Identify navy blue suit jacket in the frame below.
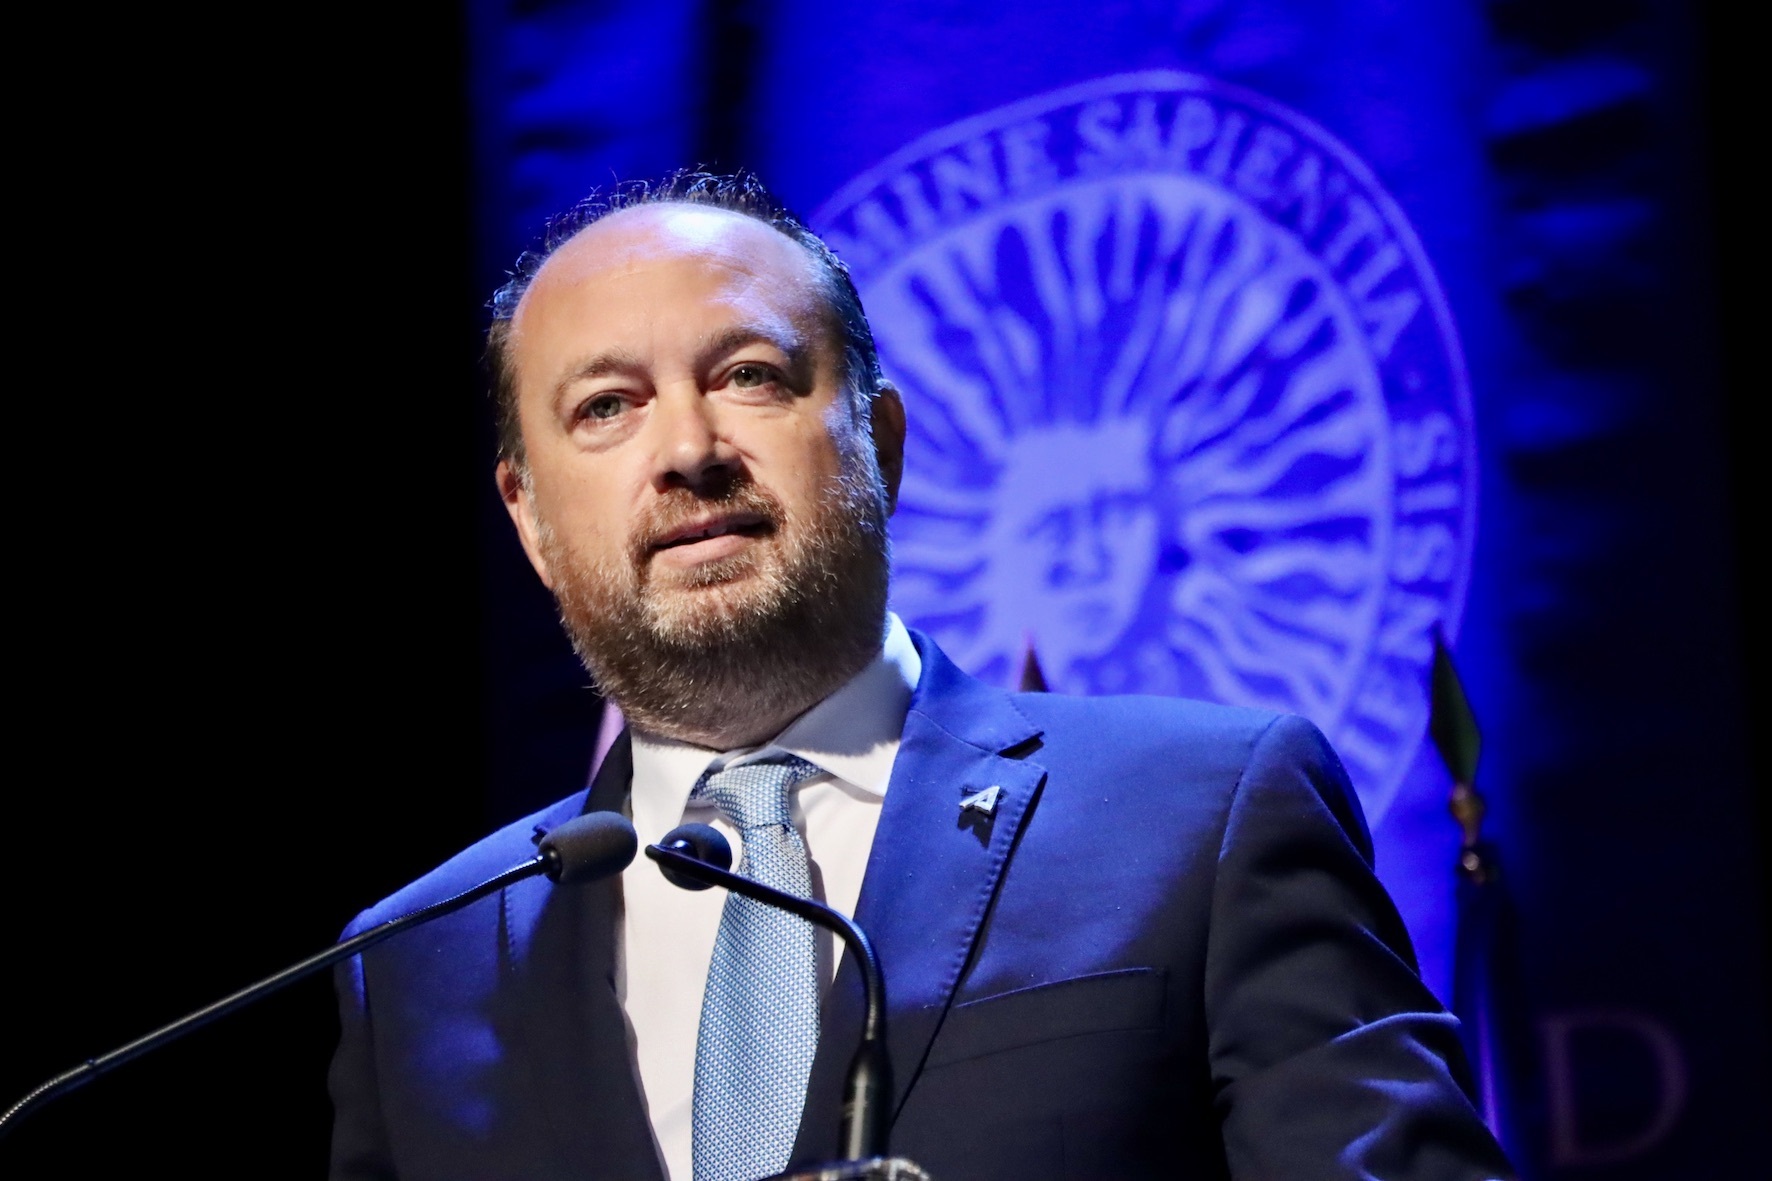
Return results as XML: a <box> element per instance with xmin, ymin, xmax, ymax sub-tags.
<box><xmin>330</xmin><ymin>634</ymin><xmax>1512</xmax><ymax>1179</ymax></box>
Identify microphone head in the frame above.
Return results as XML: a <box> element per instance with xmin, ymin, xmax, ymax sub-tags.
<box><xmin>539</xmin><ymin>812</ymin><xmax>638</xmax><ymax>884</ymax></box>
<box><xmin>655</xmin><ymin>823</ymin><xmax>733</xmax><ymax>891</ymax></box>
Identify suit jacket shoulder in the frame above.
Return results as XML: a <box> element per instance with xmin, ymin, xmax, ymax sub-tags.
<box><xmin>342</xmin><ymin>790</ymin><xmax>591</xmax><ymax>937</ymax></box>
<box><xmin>1012</xmin><ymin>690</ymin><xmax>1368</xmax><ymax>845</ymax></box>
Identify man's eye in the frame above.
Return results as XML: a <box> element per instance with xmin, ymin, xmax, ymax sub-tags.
<box><xmin>581</xmin><ymin>394</ymin><xmax>626</xmax><ymax>421</ymax></box>
<box><xmin>730</xmin><ymin>363</ymin><xmax>778</xmax><ymax>389</ymax></box>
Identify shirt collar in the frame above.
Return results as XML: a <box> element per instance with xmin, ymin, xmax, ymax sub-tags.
<box><xmin>628</xmin><ymin>613</ymin><xmax>921</xmax><ymax>847</ymax></box>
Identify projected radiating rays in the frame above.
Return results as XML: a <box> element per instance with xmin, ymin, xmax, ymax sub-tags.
<box><xmin>873</xmin><ymin>175</ymin><xmax>1390</xmax><ymax>723</ymax></box>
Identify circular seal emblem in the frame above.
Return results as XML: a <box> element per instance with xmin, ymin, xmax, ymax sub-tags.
<box><xmin>814</xmin><ymin>71</ymin><xmax>1475</xmax><ymax>825</ymax></box>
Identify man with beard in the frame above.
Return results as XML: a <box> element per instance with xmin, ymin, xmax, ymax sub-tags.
<box><xmin>327</xmin><ymin>174</ymin><xmax>1512</xmax><ymax>1181</ymax></box>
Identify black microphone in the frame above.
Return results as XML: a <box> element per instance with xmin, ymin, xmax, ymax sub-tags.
<box><xmin>647</xmin><ymin>824</ymin><xmax>892</xmax><ymax>1164</ymax></box>
<box><xmin>0</xmin><ymin>810</ymin><xmax>638</xmax><ymax>1138</ymax></box>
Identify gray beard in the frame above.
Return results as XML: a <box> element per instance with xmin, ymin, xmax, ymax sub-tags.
<box><xmin>536</xmin><ymin>450</ymin><xmax>891</xmax><ymax>747</ymax></box>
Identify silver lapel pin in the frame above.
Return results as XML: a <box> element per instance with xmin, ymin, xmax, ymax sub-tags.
<box><xmin>960</xmin><ymin>785</ymin><xmax>1003</xmax><ymax>817</ymax></box>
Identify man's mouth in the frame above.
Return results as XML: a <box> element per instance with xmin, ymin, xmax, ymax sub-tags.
<box><xmin>648</xmin><ymin>512</ymin><xmax>773</xmax><ymax>555</ymax></box>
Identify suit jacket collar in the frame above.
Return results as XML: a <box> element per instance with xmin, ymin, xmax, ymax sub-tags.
<box><xmin>790</xmin><ymin>631</ymin><xmax>1047</xmax><ymax>1165</ymax></box>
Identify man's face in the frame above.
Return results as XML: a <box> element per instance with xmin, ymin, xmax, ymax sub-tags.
<box><xmin>497</xmin><ymin>204</ymin><xmax>904</xmax><ymax>745</ymax></box>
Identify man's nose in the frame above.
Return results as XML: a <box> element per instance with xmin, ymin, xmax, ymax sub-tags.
<box><xmin>648</xmin><ymin>388</ymin><xmax>739</xmax><ymax>493</ymax></box>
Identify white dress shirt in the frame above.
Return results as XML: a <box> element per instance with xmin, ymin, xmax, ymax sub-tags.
<box><xmin>617</xmin><ymin>614</ymin><xmax>923</xmax><ymax>1181</ymax></box>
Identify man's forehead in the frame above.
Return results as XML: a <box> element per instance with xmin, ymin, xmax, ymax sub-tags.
<box><xmin>527</xmin><ymin>203</ymin><xmax>822</xmax><ymax>300</ymax></box>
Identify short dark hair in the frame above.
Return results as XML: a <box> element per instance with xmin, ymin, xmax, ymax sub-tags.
<box><xmin>487</xmin><ymin>170</ymin><xmax>885</xmax><ymax>467</ymax></box>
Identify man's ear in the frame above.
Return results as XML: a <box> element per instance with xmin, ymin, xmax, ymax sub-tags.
<box><xmin>871</xmin><ymin>383</ymin><xmax>907</xmax><ymax>514</ymax></box>
<box><xmin>496</xmin><ymin>458</ymin><xmax>555</xmax><ymax>590</ymax></box>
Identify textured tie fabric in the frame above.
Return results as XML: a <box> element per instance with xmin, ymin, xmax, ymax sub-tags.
<box><xmin>692</xmin><ymin>755</ymin><xmax>823</xmax><ymax>1181</ymax></box>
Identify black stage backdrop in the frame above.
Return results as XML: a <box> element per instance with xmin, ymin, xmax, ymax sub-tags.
<box><xmin>1</xmin><ymin>9</ymin><xmax>489</xmax><ymax>1178</ymax></box>
<box><xmin>1</xmin><ymin>4</ymin><xmax>1764</xmax><ymax>1180</ymax></box>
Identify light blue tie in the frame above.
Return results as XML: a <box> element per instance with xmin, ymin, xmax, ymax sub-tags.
<box><xmin>692</xmin><ymin>756</ymin><xmax>822</xmax><ymax>1181</ymax></box>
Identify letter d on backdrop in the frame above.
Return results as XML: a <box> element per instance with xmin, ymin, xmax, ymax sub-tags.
<box><xmin>1541</xmin><ymin>1009</ymin><xmax>1688</xmax><ymax>1168</ymax></box>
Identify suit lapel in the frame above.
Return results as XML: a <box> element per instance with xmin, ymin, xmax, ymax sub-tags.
<box><xmin>791</xmin><ymin>637</ymin><xmax>1046</xmax><ymax>1164</ymax></box>
<box><xmin>510</xmin><ymin>731</ymin><xmax>665</xmax><ymax>1180</ymax></box>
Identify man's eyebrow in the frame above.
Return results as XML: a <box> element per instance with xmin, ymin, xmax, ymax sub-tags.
<box><xmin>698</xmin><ymin>325</ymin><xmax>811</xmax><ymax>373</ymax></box>
<box><xmin>551</xmin><ymin>349</ymin><xmax>648</xmax><ymax>404</ymax></box>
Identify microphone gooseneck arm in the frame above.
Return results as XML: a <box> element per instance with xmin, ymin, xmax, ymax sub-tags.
<box><xmin>0</xmin><ymin>858</ymin><xmax>543</xmax><ymax>1138</ymax></box>
<box><xmin>646</xmin><ymin>834</ymin><xmax>892</xmax><ymax>1162</ymax></box>
<box><xmin>0</xmin><ymin>811</ymin><xmax>638</xmax><ymax>1139</ymax></box>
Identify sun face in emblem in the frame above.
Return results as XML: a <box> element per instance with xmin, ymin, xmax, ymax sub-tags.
<box><xmin>989</xmin><ymin>420</ymin><xmax>1162</xmax><ymax>677</ymax></box>
<box><xmin>818</xmin><ymin>73</ymin><xmax>1475</xmax><ymax>824</ymax></box>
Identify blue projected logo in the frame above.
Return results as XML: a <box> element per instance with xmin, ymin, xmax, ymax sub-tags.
<box><xmin>815</xmin><ymin>73</ymin><xmax>1475</xmax><ymax>823</ymax></box>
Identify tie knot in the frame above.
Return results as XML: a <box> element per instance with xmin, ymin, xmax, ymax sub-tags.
<box><xmin>694</xmin><ymin>755</ymin><xmax>819</xmax><ymax>832</ymax></box>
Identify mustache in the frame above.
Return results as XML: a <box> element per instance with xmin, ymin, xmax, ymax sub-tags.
<box><xmin>627</xmin><ymin>479</ymin><xmax>785</xmax><ymax>562</ymax></box>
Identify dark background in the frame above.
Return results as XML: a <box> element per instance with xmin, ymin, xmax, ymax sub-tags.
<box><xmin>3</xmin><ymin>8</ymin><xmax>493</xmax><ymax>1175</ymax></box>
<box><xmin>2</xmin><ymin>3</ymin><xmax>1762</xmax><ymax>1177</ymax></box>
